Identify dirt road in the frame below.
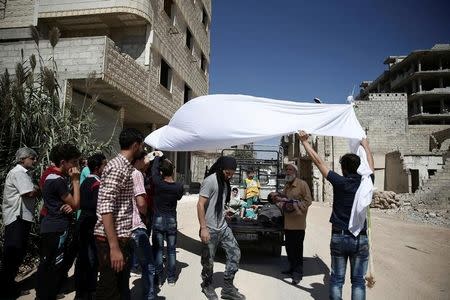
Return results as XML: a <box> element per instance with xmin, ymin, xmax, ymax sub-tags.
<box><xmin>18</xmin><ymin>195</ymin><xmax>450</xmax><ymax>299</ymax></box>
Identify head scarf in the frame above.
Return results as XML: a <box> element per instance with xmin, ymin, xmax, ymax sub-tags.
<box><xmin>206</xmin><ymin>156</ymin><xmax>237</xmax><ymax>218</ymax></box>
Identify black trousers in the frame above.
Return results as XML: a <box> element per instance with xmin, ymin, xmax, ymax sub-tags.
<box><xmin>96</xmin><ymin>239</ymin><xmax>131</xmax><ymax>300</ymax></box>
<box><xmin>0</xmin><ymin>218</ymin><xmax>32</xmax><ymax>295</ymax></box>
<box><xmin>284</xmin><ymin>229</ymin><xmax>305</xmax><ymax>280</ymax></box>
<box><xmin>74</xmin><ymin>217</ymin><xmax>98</xmax><ymax>298</ymax></box>
<box><xmin>36</xmin><ymin>231</ymin><xmax>67</xmax><ymax>300</ymax></box>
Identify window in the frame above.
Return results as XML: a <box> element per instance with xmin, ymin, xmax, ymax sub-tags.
<box><xmin>201</xmin><ymin>7</ymin><xmax>208</xmax><ymax>27</ymax></box>
<box><xmin>0</xmin><ymin>0</ymin><xmax>6</xmax><ymax>19</ymax></box>
<box><xmin>201</xmin><ymin>53</ymin><xmax>207</xmax><ymax>73</ymax></box>
<box><xmin>164</xmin><ymin>0</ymin><xmax>173</xmax><ymax>19</ymax></box>
<box><xmin>160</xmin><ymin>59</ymin><xmax>172</xmax><ymax>91</ymax></box>
<box><xmin>184</xmin><ymin>83</ymin><xmax>192</xmax><ymax>103</ymax></box>
<box><xmin>186</xmin><ymin>27</ymin><xmax>193</xmax><ymax>50</ymax></box>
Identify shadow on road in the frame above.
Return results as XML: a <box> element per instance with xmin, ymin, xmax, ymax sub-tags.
<box><xmin>177</xmin><ymin>230</ymin><xmax>330</xmax><ymax>299</ymax></box>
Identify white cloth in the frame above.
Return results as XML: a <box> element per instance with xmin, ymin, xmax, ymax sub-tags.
<box><xmin>145</xmin><ymin>94</ymin><xmax>366</xmax><ymax>151</ymax></box>
<box><xmin>145</xmin><ymin>94</ymin><xmax>373</xmax><ymax>234</ymax></box>
<box><xmin>2</xmin><ymin>164</ymin><xmax>36</xmax><ymax>225</ymax></box>
<box><xmin>348</xmin><ymin>140</ymin><xmax>374</xmax><ymax>236</ymax></box>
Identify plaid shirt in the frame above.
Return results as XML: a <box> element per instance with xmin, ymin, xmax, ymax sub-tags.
<box><xmin>94</xmin><ymin>154</ymin><xmax>134</xmax><ymax>238</ymax></box>
<box><xmin>131</xmin><ymin>169</ymin><xmax>147</xmax><ymax>231</ymax></box>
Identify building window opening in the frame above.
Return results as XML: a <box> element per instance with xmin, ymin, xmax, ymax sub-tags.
<box><xmin>184</xmin><ymin>83</ymin><xmax>192</xmax><ymax>103</ymax></box>
<box><xmin>202</xmin><ymin>7</ymin><xmax>208</xmax><ymax>28</ymax></box>
<box><xmin>186</xmin><ymin>28</ymin><xmax>193</xmax><ymax>50</ymax></box>
<box><xmin>410</xmin><ymin>169</ymin><xmax>419</xmax><ymax>193</ymax></box>
<box><xmin>160</xmin><ymin>58</ymin><xmax>172</xmax><ymax>91</ymax></box>
<box><xmin>421</xmin><ymin>78</ymin><xmax>440</xmax><ymax>92</ymax></box>
<box><xmin>427</xmin><ymin>169</ymin><xmax>437</xmax><ymax>178</ymax></box>
<box><xmin>201</xmin><ymin>53</ymin><xmax>207</xmax><ymax>73</ymax></box>
<box><xmin>423</xmin><ymin>100</ymin><xmax>441</xmax><ymax>115</ymax></box>
<box><xmin>164</xmin><ymin>0</ymin><xmax>173</xmax><ymax>19</ymax></box>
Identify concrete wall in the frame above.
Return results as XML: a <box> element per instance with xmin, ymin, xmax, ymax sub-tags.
<box><xmin>0</xmin><ymin>0</ymin><xmax>37</xmax><ymax>28</ymax></box>
<box><xmin>190</xmin><ymin>151</ymin><xmax>220</xmax><ymax>183</ymax></box>
<box><xmin>72</xmin><ymin>89</ymin><xmax>122</xmax><ymax>155</ymax></box>
<box><xmin>385</xmin><ymin>151</ymin><xmax>409</xmax><ymax>193</ymax></box>
<box><xmin>402</xmin><ymin>155</ymin><xmax>444</xmax><ymax>187</ymax></box>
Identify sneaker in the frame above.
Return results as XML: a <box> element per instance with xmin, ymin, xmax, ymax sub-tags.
<box><xmin>291</xmin><ymin>278</ymin><xmax>301</xmax><ymax>285</ymax></box>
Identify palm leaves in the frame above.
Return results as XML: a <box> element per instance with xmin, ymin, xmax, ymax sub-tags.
<box><xmin>0</xmin><ymin>26</ymin><xmax>115</xmax><ymax>197</ymax></box>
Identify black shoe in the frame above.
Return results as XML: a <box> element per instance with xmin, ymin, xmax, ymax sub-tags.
<box><xmin>291</xmin><ymin>277</ymin><xmax>302</xmax><ymax>285</ymax></box>
<box><xmin>201</xmin><ymin>282</ymin><xmax>218</xmax><ymax>300</ymax></box>
<box><xmin>281</xmin><ymin>269</ymin><xmax>293</xmax><ymax>275</ymax></box>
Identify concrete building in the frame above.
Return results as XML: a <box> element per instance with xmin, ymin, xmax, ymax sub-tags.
<box><xmin>358</xmin><ymin>44</ymin><xmax>450</xmax><ymax>125</ymax></box>
<box><xmin>0</xmin><ymin>0</ymin><xmax>211</xmax><ymax>182</ymax></box>
<box><xmin>286</xmin><ymin>45</ymin><xmax>450</xmax><ymax>209</ymax></box>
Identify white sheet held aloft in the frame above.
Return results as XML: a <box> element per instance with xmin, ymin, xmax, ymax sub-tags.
<box><xmin>145</xmin><ymin>94</ymin><xmax>365</xmax><ymax>151</ymax></box>
<box><xmin>145</xmin><ymin>94</ymin><xmax>373</xmax><ymax>236</ymax></box>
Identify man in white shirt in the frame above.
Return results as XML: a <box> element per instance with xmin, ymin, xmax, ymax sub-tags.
<box><xmin>1</xmin><ymin>147</ymin><xmax>39</xmax><ymax>297</ymax></box>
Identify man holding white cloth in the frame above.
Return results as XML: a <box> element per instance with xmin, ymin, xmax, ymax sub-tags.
<box><xmin>298</xmin><ymin>131</ymin><xmax>374</xmax><ymax>300</ymax></box>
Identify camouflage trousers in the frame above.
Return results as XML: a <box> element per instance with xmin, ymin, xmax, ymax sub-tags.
<box><xmin>201</xmin><ymin>226</ymin><xmax>241</xmax><ymax>282</ymax></box>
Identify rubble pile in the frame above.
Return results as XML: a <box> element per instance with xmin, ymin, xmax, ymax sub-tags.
<box><xmin>370</xmin><ymin>191</ymin><xmax>401</xmax><ymax>209</ymax></box>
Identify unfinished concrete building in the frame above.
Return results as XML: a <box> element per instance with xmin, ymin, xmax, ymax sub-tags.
<box><xmin>358</xmin><ymin>44</ymin><xmax>450</xmax><ymax>125</ymax></box>
<box><xmin>0</xmin><ymin>0</ymin><xmax>211</xmax><ymax>183</ymax></box>
<box><xmin>287</xmin><ymin>45</ymin><xmax>450</xmax><ymax>209</ymax></box>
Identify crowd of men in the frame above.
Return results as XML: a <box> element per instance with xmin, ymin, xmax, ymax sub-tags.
<box><xmin>1</xmin><ymin>128</ymin><xmax>374</xmax><ymax>300</ymax></box>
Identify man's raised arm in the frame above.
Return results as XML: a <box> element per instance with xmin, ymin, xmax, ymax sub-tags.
<box><xmin>298</xmin><ymin>130</ymin><xmax>330</xmax><ymax>178</ymax></box>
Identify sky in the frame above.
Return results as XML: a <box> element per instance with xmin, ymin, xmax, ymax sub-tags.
<box><xmin>209</xmin><ymin>0</ymin><xmax>450</xmax><ymax>104</ymax></box>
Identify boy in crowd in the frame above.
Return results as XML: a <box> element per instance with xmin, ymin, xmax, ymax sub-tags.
<box><xmin>74</xmin><ymin>153</ymin><xmax>107</xmax><ymax>300</ymax></box>
<box><xmin>36</xmin><ymin>144</ymin><xmax>81</xmax><ymax>300</ymax></box>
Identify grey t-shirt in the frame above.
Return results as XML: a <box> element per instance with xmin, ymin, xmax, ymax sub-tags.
<box><xmin>2</xmin><ymin>164</ymin><xmax>36</xmax><ymax>226</ymax></box>
<box><xmin>199</xmin><ymin>174</ymin><xmax>228</xmax><ymax>232</ymax></box>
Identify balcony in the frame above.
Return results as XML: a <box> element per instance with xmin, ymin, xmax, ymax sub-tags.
<box><xmin>38</xmin><ymin>0</ymin><xmax>154</xmax><ymax>29</ymax></box>
<box><xmin>0</xmin><ymin>36</ymin><xmax>177</xmax><ymax>124</ymax></box>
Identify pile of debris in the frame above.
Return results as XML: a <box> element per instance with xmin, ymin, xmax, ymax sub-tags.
<box><xmin>371</xmin><ymin>191</ymin><xmax>401</xmax><ymax>209</ymax></box>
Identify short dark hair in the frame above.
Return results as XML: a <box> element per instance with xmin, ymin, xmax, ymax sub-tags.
<box><xmin>339</xmin><ymin>153</ymin><xmax>361</xmax><ymax>175</ymax></box>
<box><xmin>50</xmin><ymin>144</ymin><xmax>81</xmax><ymax>167</ymax></box>
<box><xmin>160</xmin><ymin>159</ymin><xmax>174</xmax><ymax>177</ymax></box>
<box><xmin>132</xmin><ymin>150</ymin><xmax>148</xmax><ymax>165</ymax></box>
<box><xmin>87</xmin><ymin>153</ymin><xmax>106</xmax><ymax>172</ymax></box>
<box><xmin>119</xmin><ymin>128</ymin><xmax>144</xmax><ymax>150</ymax></box>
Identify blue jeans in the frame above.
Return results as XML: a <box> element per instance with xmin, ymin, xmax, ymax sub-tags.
<box><xmin>329</xmin><ymin>233</ymin><xmax>369</xmax><ymax>300</ymax></box>
<box><xmin>131</xmin><ymin>228</ymin><xmax>156</xmax><ymax>300</ymax></box>
<box><xmin>153</xmin><ymin>214</ymin><xmax>177</xmax><ymax>282</ymax></box>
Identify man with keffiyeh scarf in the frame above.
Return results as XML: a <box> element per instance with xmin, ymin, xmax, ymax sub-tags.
<box><xmin>197</xmin><ymin>156</ymin><xmax>245</xmax><ymax>300</ymax></box>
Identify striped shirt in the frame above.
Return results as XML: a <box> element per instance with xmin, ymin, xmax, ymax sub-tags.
<box><xmin>131</xmin><ymin>169</ymin><xmax>147</xmax><ymax>231</ymax></box>
<box><xmin>94</xmin><ymin>154</ymin><xmax>134</xmax><ymax>238</ymax></box>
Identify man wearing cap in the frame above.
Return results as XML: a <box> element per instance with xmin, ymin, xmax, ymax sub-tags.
<box><xmin>1</xmin><ymin>147</ymin><xmax>39</xmax><ymax>297</ymax></box>
<box><xmin>281</xmin><ymin>163</ymin><xmax>313</xmax><ymax>285</ymax></box>
<box><xmin>197</xmin><ymin>156</ymin><xmax>246</xmax><ymax>300</ymax></box>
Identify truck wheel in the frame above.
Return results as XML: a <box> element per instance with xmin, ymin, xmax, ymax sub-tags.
<box><xmin>271</xmin><ymin>242</ymin><xmax>282</xmax><ymax>257</ymax></box>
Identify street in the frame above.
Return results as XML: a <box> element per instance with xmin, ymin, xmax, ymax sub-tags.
<box><xmin>18</xmin><ymin>195</ymin><xmax>450</xmax><ymax>300</ymax></box>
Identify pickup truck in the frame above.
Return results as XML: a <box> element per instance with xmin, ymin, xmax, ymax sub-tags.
<box><xmin>215</xmin><ymin>147</ymin><xmax>285</xmax><ymax>256</ymax></box>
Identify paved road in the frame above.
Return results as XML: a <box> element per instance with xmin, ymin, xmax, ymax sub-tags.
<box><xmin>18</xmin><ymin>195</ymin><xmax>450</xmax><ymax>299</ymax></box>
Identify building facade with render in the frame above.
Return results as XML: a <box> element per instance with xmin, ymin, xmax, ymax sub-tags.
<box><xmin>286</xmin><ymin>45</ymin><xmax>449</xmax><ymax>209</ymax></box>
<box><xmin>0</xmin><ymin>0</ymin><xmax>211</xmax><ymax>183</ymax></box>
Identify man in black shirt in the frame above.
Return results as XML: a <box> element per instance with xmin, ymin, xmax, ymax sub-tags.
<box><xmin>74</xmin><ymin>153</ymin><xmax>107</xmax><ymax>300</ymax></box>
<box><xmin>298</xmin><ymin>131</ymin><xmax>374</xmax><ymax>300</ymax></box>
<box><xmin>151</xmin><ymin>154</ymin><xmax>184</xmax><ymax>286</ymax></box>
